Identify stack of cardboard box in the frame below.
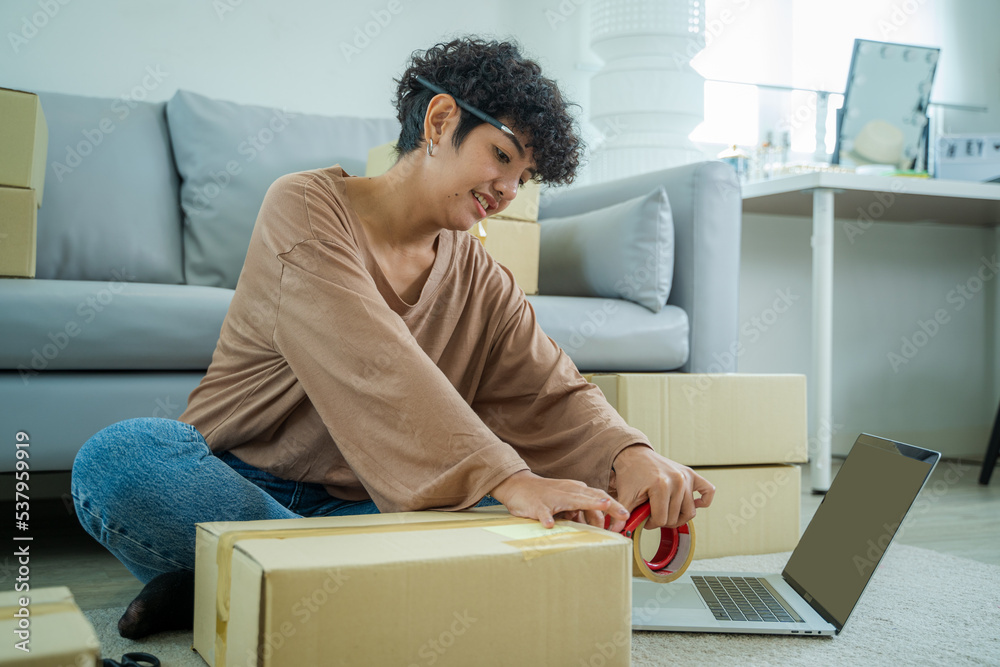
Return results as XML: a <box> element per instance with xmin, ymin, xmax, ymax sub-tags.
<box><xmin>366</xmin><ymin>140</ymin><xmax>541</xmax><ymax>294</ymax></box>
<box><xmin>587</xmin><ymin>372</ymin><xmax>809</xmax><ymax>559</ymax></box>
<box><xmin>0</xmin><ymin>88</ymin><xmax>47</xmax><ymax>279</ymax></box>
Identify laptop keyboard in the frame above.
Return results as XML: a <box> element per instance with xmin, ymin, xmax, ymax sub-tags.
<box><xmin>691</xmin><ymin>576</ymin><xmax>802</xmax><ymax>623</ymax></box>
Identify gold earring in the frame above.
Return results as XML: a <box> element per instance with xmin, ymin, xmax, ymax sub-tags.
<box><xmin>427</xmin><ymin>138</ymin><xmax>434</xmax><ymax>156</ymax></box>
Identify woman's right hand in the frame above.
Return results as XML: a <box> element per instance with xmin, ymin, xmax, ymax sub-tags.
<box><xmin>490</xmin><ymin>470</ymin><xmax>630</xmax><ymax>532</ymax></box>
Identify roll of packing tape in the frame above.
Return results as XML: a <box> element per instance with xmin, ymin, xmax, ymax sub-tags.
<box><xmin>606</xmin><ymin>501</ymin><xmax>696</xmax><ymax>584</ymax></box>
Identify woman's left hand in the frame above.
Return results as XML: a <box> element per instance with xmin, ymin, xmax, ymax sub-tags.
<box><xmin>610</xmin><ymin>444</ymin><xmax>716</xmax><ymax>530</ymax></box>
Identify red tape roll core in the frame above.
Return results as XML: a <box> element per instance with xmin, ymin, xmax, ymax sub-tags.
<box><xmin>605</xmin><ymin>501</ymin><xmax>696</xmax><ymax>583</ymax></box>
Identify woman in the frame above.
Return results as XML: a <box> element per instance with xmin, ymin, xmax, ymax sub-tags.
<box><xmin>71</xmin><ymin>37</ymin><xmax>715</xmax><ymax>639</ymax></box>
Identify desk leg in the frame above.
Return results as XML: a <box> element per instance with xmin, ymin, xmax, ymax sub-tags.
<box><xmin>811</xmin><ymin>189</ymin><xmax>835</xmax><ymax>493</ymax></box>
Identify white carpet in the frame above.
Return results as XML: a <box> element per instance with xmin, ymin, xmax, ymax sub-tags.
<box><xmin>85</xmin><ymin>543</ymin><xmax>1000</xmax><ymax>666</ymax></box>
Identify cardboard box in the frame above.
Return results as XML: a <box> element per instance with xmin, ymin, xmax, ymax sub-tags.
<box><xmin>366</xmin><ymin>139</ymin><xmax>541</xmax><ymax>222</ymax></box>
<box><xmin>195</xmin><ymin>510</ymin><xmax>631</xmax><ymax>667</ymax></box>
<box><xmin>0</xmin><ymin>186</ymin><xmax>38</xmax><ymax>278</ymax></box>
<box><xmin>365</xmin><ymin>139</ymin><xmax>398</xmax><ymax>177</ymax></box>
<box><xmin>587</xmin><ymin>373</ymin><xmax>808</xmax><ymax>467</ymax></box>
<box><xmin>470</xmin><ymin>217</ymin><xmax>540</xmax><ymax>295</ymax></box>
<box><xmin>0</xmin><ymin>88</ymin><xmax>48</xmax><ymax>207</ymax></box>
<box><xmin>486</xmin><ymin>178</ymin><xmax>540</xmax><ymax>224</ymax></box>
<box><xmin>0</xmin><ymin>586</ymin><xmax>101</xmax><ymax>666</ymax></box>
<box><xmin>668</xmin><ymin>464</ymin><xmax>801</xmax><ymax>558</ymax></box>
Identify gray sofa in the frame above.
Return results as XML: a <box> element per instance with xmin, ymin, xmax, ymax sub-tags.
<box><xmin>0</xmin><ymin>89</ymin><xmax>741</xmax><ymax>473</ymax></box>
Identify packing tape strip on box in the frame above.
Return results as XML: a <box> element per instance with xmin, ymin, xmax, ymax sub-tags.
<box><xmin>608</xmin><ymin>501</ymin><xmax>696</xmax><ymax>584</ymax></box>
<box><xmin>210</xmin><ymin>515</ymin><xmax>620</xmax><ymax>666</ymax></box>
<box><xmin>0</xmin><ymin>600</ymin><xmax>80</xmax><ymax>620</ymax></box>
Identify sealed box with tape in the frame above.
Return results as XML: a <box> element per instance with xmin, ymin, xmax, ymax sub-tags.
<box><xmin>0</xmin><ymin>87</ymin><xmax>48</xmax><ymax>208</ymax></box>
<box><xmin>0</xmin><ymin>186</ymin><xmax>37</xmax><ymax>278</ymax></box>
<box><xmin>0</xmin><ymin>585</ymin><xmax>101</xmax><ymax>666</ymax></box>
<box><xmin>194</xmin><ymin>510</ymin><xmax>632</xmax><ymax>667</ymax></box>
<box><xmin>586</xmin><ymin>373</ymin><xmax>808</xmax><ymax>467</ymax></box>
<box><xmin>686</xmin><ymin>464</ymin><xmax>801</xmax><ymax>559</ymax></box>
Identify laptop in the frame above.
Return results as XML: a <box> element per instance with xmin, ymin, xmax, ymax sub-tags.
<box><xmin>632</xmin><ymin>433</ymin><xmax>940</xmax><ymax>636</ymax></box>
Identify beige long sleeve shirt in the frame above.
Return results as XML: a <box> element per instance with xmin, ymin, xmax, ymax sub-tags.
<box><xmin>179</xmin><ymin>165</ymin><xmax>650</xmax><ymax>512</ymax></box>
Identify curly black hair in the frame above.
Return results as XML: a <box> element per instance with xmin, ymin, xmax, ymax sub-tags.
<box><xmin>393</xmin><ymin>37</ymin><xmax>583</xmax><ymax>186</ymax></box>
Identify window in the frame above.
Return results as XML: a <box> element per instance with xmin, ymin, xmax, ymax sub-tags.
<box><xmin>688</xmin><ymin>0</ymin><xmax>946</xmax><ymax>162</ymax></box>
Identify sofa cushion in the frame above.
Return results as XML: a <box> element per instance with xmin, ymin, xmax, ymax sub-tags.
<box><xmin>0</xmin><ymin>279</ymin><xmax>232</xmax><ymax>372</ymax></box>
<box><xmin>166</xmin><ymin>90</ymin><xmax>399</xmax><ymax>289</ymax></box>
<box><xmin>538</xmin><ymin>187</ymin><xmax>674</xmax><ymax>313</ymax></box>
<box><xmin>0</xmin><ymin>371</ymin><xmax>206</xmax><ymax>472</ymax></box>
<box><xmin>527</xmin><ymin>295</ymin><xmax>688</xmax><ymax>372</ymax></box>
<box><xmin>33</xmin><ymin>91</ymin><xmax>184</xmax><ymax>284</ymax></box>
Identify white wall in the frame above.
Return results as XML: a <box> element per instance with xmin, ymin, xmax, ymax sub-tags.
<box><xmin>726</xmin><ymin>0</ymin><xmax>1000</xmax><ymax>459</ymax></box>
<box><xmin>1</xmin><ymin>0</ymin><xmax>589</xmax><ymax>120</ymax></box>
<box><xmin>2</xmin><ymin>0</ymin><xmax>996</xmax><ymax>459</ymax></box>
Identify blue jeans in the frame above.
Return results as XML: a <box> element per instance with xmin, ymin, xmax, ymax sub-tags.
<box><xmin>71</xmin><ymin>417</ymin><xmax>500</xmax><ymax>584</ymax></box>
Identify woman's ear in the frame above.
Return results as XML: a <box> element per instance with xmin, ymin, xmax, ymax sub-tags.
<box><xmin>423</xmin><ymin>94</ymin><xmax>460</xmax><ymax>150</ymax></box>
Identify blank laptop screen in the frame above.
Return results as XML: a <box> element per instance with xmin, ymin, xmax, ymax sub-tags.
<box><xmin>782</xmin><ymin>437</ymin><xmax>936</xmax><ymax>629</ymax></box>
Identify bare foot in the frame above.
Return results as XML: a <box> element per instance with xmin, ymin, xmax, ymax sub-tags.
<box><xmin>118</xmin><ymin>570</ymin><xmax>196</xmax><ymax>639</ymax></box>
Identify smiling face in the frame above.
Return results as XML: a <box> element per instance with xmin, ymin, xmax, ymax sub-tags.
<box><xmin>419</xmin><ymin>97</ymin><xmax>537</xmax><ymax>232</ymax></box>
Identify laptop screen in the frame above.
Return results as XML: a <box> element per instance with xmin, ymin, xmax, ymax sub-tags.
<box><xmin>782</xmin><ymin>434</ymin><xmax>938</xmax><ymax>630</ymax></box>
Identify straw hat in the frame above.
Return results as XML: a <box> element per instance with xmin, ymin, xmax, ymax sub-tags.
<box><xmin>845</xmin><ymin>119</ymin><xmax>905</xmax><ymax>167</ymax></box>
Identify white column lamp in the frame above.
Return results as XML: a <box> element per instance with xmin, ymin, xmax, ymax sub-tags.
<box><xmin>587</xmin><ymin>0</ymin><xmax>707</xmax><ymax>183</ymax></box>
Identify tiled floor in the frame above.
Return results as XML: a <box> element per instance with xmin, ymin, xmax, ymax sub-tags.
<box><xmin>2</xmin><ymin>457</ymin><xmax>997</xmax><ymax>611</ymax></box>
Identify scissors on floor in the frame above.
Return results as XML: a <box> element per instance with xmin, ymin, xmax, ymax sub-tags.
<box><xmin>103</xmin><ymin>652</ymin><xmax>160</xmax><ymax>667</ymax></box>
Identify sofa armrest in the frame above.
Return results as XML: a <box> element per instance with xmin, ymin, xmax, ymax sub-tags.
<box><xmin>538</xmin><ymin>161</ymin><xmax>741</xmax><ymax>373</ymax></box>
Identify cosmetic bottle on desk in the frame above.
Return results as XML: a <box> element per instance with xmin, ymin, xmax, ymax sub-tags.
<box><xmin>717</xmin><ymin>145</ymin><xmax>750</xmax><ymax>183</ymax></box>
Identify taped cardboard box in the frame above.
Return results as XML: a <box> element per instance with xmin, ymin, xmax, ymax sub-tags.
<box><xmin>469</xmin><ymin>217</ymin><xmax>540</xmax><ymax>294</ymax></box>
<box><xmin>194</xmin><ymin>510</ymin><xmax>631</xmax><ymax>667</ymax></box>
<box><xmin>587</xmin><ymin>373</ymin><xmax>808</xmax><ymax>467</ymax></box>
<box><xmin>0</xmin><ymin>186</ymin><xmax>38</xmax><ymax>278</ymax></box>
<box><xmin>0</xmin><ymin>87</ymin><xmax>48</xmax><ymax>207</ymax></box>
<box><xmin>685</xmin><ymin>464</ymin><xmax>801</xmax><ymax>558</ymax></box>
<box><xmin>635</xmin><ymin>465</ymin><xmax>800</xmax><ymax>560</ymax></box>
<box><xmin>0</xmin><ymin>586</ymin><xmax>101</xmax><ymax>667</ymax></box>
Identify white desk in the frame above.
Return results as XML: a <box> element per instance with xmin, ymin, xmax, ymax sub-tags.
<box><xmin>742</xmin><ymin>173</ymin><xmax>1000</xmax><ymax>492</ymax></box>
